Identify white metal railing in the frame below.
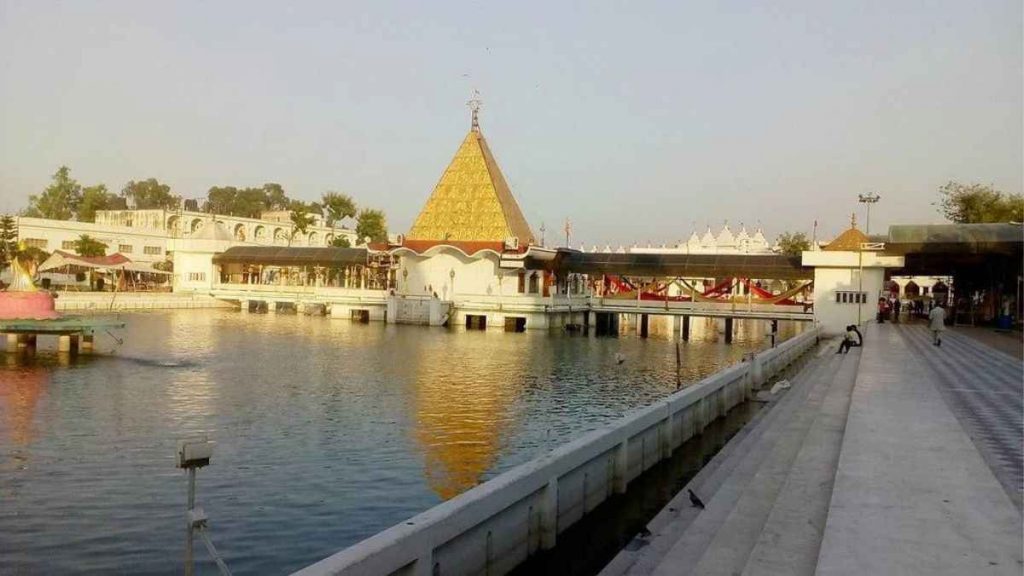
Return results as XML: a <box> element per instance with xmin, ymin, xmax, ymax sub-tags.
<box><xmin>293</xmin><ymin>328</ymin><xmax>819</xmax><ymax>576</ymax></box>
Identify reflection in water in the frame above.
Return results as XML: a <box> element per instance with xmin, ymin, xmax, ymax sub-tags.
<box><xmin>0</xmin><ymin>310</ymin><xmax>802</xmax><ymax>575</ymax></box>
<box><xmin>412</xmin><ymin>333</ymin><xmax>527</xmax><ymax>499</ymax></box>
<box><xmin>0</xmin><ymin>360</ymin><xmax>49</xmax><ymax>447</ymax></box>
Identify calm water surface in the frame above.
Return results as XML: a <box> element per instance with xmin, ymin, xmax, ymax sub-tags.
<box><xmin>0</xmin><ymin>310</ymin><xmax>799</xmax><ymax>574</ymax></box>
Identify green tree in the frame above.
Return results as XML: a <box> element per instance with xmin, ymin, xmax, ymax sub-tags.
<box><xmin>78</xmin><ymin>184</ymin><xmax>116</xmax><ymax>222</ymax></box>
<box><xmin>935</xmin><ymin>181</ymin><xmax>1024</xmax><ymax>223</ymax></box>
<box><xmin>24</xmin><ymin>166</ymin><xmax>81</xmax><ymax>220</ymax></box>
<box><xmin>330</xmin><ymin>236</ymin><xmax>352</xmax><ymax>248</ymax></box>
<box><xmin>73</xmin><ymin>234</ymin><xmax>107</xmax><ymax>257</ymax></box>
<box><xmin>234</xmin><ymin>187</ymin><xmax>269</xmax><ymax>218</ymax></box>
<box><xmin>0</xmin><ymin>214</ymin><xmax>17</xmax><ymax>267</ymax></box>
<box><xmin>776</xmin><ymin>231</ymin><xmax>811</xmax><ymax>256</ymax></box>
<box><xmin>355</xmin><ymin>208</ymin><xmax>388</xmax><ymax>244</ymax></box>
<box><xmin>288</xmin><ymin>202</ymin><xmax>315</xmax><ymax>245</ymax></box>
<box><xmin>18</xmin><ymin>246</ymin><xmax>49</xmax><ymax>266</ymax></box>
<box><xmin>263</xmin><ymin>183</ymin><xmax>290</xmax><ymax>210</ymax></box>
<box><xmin>322</xmin><ymin>191</ymin><xmax>357</xmax><ymax>227</ymax></box>
<box><xmin>122</xmin><ymin>178</ymin><xmax>179</xmax><ymax>210</ymax></box>
<box><xmin>205</xmin><ymin>186</ymin><xmax>238</xmax><ymax>214</ymax></box>
<box><xmin>204</xmin><ymin>183</ymin><xmax>291</xmax><ymax>217</ymax></box>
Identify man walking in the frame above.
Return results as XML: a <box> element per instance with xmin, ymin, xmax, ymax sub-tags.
<box><xmin>928</xmin><ymin>303</ymin><xmax>947</xmax><ymax>346</ymax></box>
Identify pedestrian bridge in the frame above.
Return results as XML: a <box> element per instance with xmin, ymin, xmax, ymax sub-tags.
<box><xmin>207</xmin><ymin>283</ymin><xmax>813</xmax><ymax>335</ymax></box>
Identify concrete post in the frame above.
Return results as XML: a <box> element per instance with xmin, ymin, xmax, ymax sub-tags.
<box><xmin>413</xmin><ymin>549</ymin><xmax>434</xmax><ymax>576</ymax></box>
<box><xmin>751</xmin><ymin>353</ymin><xmax>764</xmax><ymax>389</ymax></box>
<box><xmin>613</xmin><ymin>439</ymin><xmax>629</xmax><ymax>494</ymax></box>
<box><xmin>640</xmin><ymin>314</ymin><xmax>649</xmax><ymax>338</ymax></box>
<box><xmin>682</xmin><ymin>315</ymin><xmax>690</xmax><ymax>341</ymax></box>
<box><xmin>660</xmin><ymin>406</ymin><xmax>673</xmax><ymax>458</ymax></box>
<box><xmin>58</xmin><ymin>335</ymin><xmax>71</xmax><ymax>353</ymax></box>
<box><xmin>240</xmin><ymin>300</ymin><xmax>251</xmax><ymax>313</ymax></box>
<box><xmin>267</xmin><ymin>301</ymin><xmax>277</xmax><ymax>313</ymax></box>
<box><xmin>386</xmin><ymin>295</ymin><xmax>398</xmax><ymax>324</ymax></box>
<box><xmin>81</xmin><ymin>334</ymin><xmax>94</xmax><ymax>354</ymax></box>
<box><xmin>540</xmin><ymin>478</ymin><xmax>559</xmax><ymax>550</ymax></box>
<box><xmin>724</xmin><ymin>317</ymin><xmax>734</xmax><ymax>344</ymax></box>
<box><xmin>5</xmin><ymin>333</ymin><xmax>16</xmax><ymax>353</ymax></box>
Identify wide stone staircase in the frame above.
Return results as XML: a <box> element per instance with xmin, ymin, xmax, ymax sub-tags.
<box><xmin>601</xmin><ymin>337</ymin><xmax>860</xmax><ymax>576</ymax></box>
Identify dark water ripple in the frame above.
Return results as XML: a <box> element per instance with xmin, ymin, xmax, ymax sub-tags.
<box><xmin>0</xmin><ymin>310</ymin><xmax>800</xmax><ymax>574</ymax></box>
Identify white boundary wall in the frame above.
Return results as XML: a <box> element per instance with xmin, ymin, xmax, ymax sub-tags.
<box><xmin>294</xmin><ymin>327</ymin><xmax>820</xmax><ymax>576</ymax></box>
<box><xmin>55</xmin><ymin>292</ymin><xmax>233</xmax><ymax>312</ymax></box>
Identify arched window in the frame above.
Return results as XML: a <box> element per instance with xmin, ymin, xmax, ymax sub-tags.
<box><xmin>234</xmin><ymin>224</ymin><xmax>247</xmax><ymax>241</ymax></box>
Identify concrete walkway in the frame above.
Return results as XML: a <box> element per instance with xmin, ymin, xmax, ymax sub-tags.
<box><xmin>815</xmin><ymin>323</ymin><xmax>1022</xmax><ymax>575</ymax></box>
<box><xmin>895</xmin><ymin>324</ymin><xmax>1022</xmax><ymax>510</ymax></box>
<box><xmin>601</xmin><ymin>323</ymin><xmax>1023</xmax><ymax>576</ymax></box>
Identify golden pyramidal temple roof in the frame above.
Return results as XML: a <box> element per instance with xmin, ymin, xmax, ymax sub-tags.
<box><xmin>407</xmin><ymin>118</ymin><xmax>535</xmax><ymax>245</ymax></box>
<box><xmin>825</xmin><ymin>225</ymin><xmax>869</xmax><ymax>251</ymax></box>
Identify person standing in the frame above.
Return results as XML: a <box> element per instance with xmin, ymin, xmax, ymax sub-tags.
<box><xmin>928</xmin><ymin>303</ymin><xmax>947</xmax><ymax>346</ymax></box>
<box><xmin>893</xmin><ymin>298</ymin><xmax>902</xmax><ymax>323</ymax></box>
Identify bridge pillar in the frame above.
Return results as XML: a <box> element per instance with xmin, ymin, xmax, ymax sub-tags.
<box><xmin>18</xmin><ymin>334</ymin><xmax>36</xmax><ymax>351</ymax></box>
<box><xmin>5</xmin><ymin>333</ymin><xmax>16</xmax><ymax>353</ymax></box>
<box><xmin>239</xmin><ymin>299</ymin><xmax>251</xmax><ymax>313</ymax></box>
<box><xmin>640</xmin><ymin>314</ymin><xmax>649</xmax><ymax>338</ymax></box>
<box><xmin>724</xmin><ymin>317</ymin><xmax>734</xmax><ymax>344</ymax></box>
<box><xmin>81</xmin><ymin>334</ymin><xmax>94</xmax><ymax>354</ymax></box>
<box><xmin>682</xmin><ymin>316</ymin><xmax>690</xmax><ymax>341</ymax></box>
<box><xmin>267</xmin><ymin>301</ymin><xmax>277</xmax><ymax>313</ymax></box>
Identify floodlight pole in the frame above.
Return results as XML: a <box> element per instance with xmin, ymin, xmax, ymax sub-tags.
<box><xmin>857</xmin><ymin>193</ymin><xmax>880</xmax><ymax>326</ymax></box>
<box><xmin>858</xmin><ymin>192</ymin><xmax>881</xmax><ymax>235</ymax></box>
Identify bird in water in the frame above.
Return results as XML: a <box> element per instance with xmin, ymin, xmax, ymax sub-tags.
<box><xmin>688</xmin><ymin>489</ymin><xmax>705</xmax><ymax>509</ymax></box>
<box><xmin>615</xmin><ymin>352</ymin><xmax>626</xmax><ymax>365</ymax></box>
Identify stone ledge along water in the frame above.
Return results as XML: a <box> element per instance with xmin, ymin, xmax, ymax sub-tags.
<box><xmin>0</xmin><ymin>309</ymin><xmax>803</xmax><ymax>575</ymax></box>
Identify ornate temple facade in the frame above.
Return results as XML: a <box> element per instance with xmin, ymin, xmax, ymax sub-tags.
<box><xmin>580</xmin><ymin>225</ymin><xmax>775</xmax><ymax>256</ymax></box>
<box><xmin>390</xmin><ymin>107</ymin><xmax>585</xmax><ymax>330</ymax></box>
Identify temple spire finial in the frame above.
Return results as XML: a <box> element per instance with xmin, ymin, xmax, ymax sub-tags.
<box><xmin>467</xmin><ymin>90</ymin><xmax>482</xmax><ymax>131</ymax></box>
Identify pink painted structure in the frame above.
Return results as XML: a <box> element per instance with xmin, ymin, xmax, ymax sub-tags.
<box><xmin>0</xmin><ymin>291</ymin><xmax>60</xmax><ymax>320</ymax></box>
<box><xmin>2</xmin><ymin>257</ymin><xmax>60</xmax><ymax>320</ymax></box>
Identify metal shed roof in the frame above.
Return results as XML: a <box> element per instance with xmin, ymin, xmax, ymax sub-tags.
<box><xmin>885</xmin><ymin>223</ymin><xmax>1023</xmax><ymax>254</ymax></box>
<box><xmin>211</xmin><ymin>246</ymin><xmax>370</xmax><ymax>267</ymax></box>
<box><xmin>543</xmin><ymin>251</ymin><xmax>810</xmax><ymax>280</ymax></box>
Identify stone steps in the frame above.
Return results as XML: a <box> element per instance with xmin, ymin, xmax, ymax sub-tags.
<box><xmin>669</xmin><ymin>350</ymin><xmax>848</xmax><ymax>576</ymax></box>
<box><xmin>741</xmin><ymin>348</ymin><xmax>860</xmax><ymax>576</ymax></box>
<box><xmin>601</xmin><ymin>338</ymin><xmax>847</xmax><ymax>576</ymax></box>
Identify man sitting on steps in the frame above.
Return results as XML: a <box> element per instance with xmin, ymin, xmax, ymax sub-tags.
<box><xmin>837</xmin><ymin>325</ymin><xmax>860</xmax><ymax>354</ymax></box>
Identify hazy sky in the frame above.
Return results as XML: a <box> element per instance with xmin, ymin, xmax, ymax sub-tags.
<box><xmin>1</xmin><ymin>1</ymin><xmax>1020</xmax><ymax>245</ymax></box>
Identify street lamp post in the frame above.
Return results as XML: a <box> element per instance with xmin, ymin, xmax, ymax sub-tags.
<box><xmin>857</xmin><ymin>192</ymin><xmax>881</xmax><ymax>235</ymax></box>
<box><xmin>856</xmin><ymin>193</ymin><xmax>881</xmax><ymax>325</ymax></box>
